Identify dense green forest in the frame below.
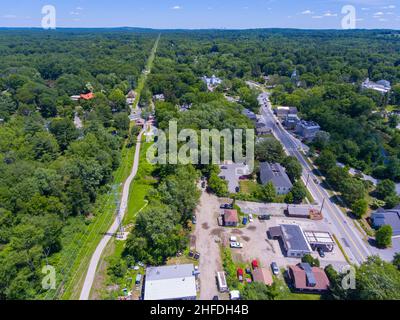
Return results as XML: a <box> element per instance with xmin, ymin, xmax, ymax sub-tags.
<box><xmin>0</xmin><ymin>30</ymin><xmax>155</xmax><ymax>299</ymax></box>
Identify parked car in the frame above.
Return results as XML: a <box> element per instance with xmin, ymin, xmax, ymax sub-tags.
<box><xmin>237</xmin><ymin>268</ymin><xmax>244</xmax><ymax>282</ymax></box>
<box><xmin>201</xmin><ymin>176</ymin><xmax>206</xmax><ymax>181</ymax></box>
<box><xmin>230</xmin><ymin>242</ymin><xmax>243</xmax><ymax>249</ymax></box>
<box><xmin>220</xmin><ymin>203</ymin><xmax>233</xmax><ymax>209</ymax></box>
<box><xmin>230</xmin><ymin>236</ymin><xmax>238</xmax><ymax>242</ymax></box>
<box><xmin>271</xmin><ymin>262</ymin><xmax>279</xmax><ymax>275</ymax></box>
<box><xmin>201</xmin><ymin>181</ymin><xmax>206</xmax><ymax>189</ymax></box>
<box><xmin>192</xmin><ymin>216</ymin><xmax>197</xmax><ymax>224</ymax></box>
<box><xmin>258</xmin><ymin>214</ymin><xmax>271</xmax><ymax>221</ymax></box>
<box><xmin>242</xmin><ymin>217</ymin><xmax>248</xmax><ymax>225</ymax></box>
<box><xmin>194</xmin><ymin>252</ymin><xmax>200</xmax><ymax>260</ymax></box>
<box><xmin>317</xmin><ymin>247</ymin><xmax>325</xmax><ymax>258</ymax></box>
<box><xmin>212</xmin><ymin>296</ymin><xmax>219</xmax><ymax>301</ymax></box>
<box><xmin>248</xmin><ymin>214</ymin><xmax>254</xmax><ymax>223</ymax></box>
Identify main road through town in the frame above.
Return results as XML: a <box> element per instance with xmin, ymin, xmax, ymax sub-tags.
<box><xmin>258</xmin><ymin>91</ymin><xmax>372</xmax><ymax>265</ymax></box>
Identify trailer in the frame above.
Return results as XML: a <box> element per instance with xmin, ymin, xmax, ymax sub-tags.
<box><xmin>216</xmin><ymin>271</ymin><xmax>228</xmax><ymax>293</ymax></box>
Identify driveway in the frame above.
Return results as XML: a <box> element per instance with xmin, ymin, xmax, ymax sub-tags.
<box><xmin>194</xmin><ymin>189</ymin><xmax>224</xmax><ymax>300</ymax></box>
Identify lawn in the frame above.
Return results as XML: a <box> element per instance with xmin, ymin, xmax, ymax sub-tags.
<box><xmin>239</xmin><ymin>180</ymin><xmax>259</xmax><ymax>195</ymax></box>
<box><xmin>125</xmin><ymin>142</ymin><xmax>157</xmax><ymax>224</ymax></box>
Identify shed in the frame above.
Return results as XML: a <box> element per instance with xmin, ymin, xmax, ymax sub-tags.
<box><xmin>252</xmin><ymin>268</ymin><xmax>273</xmax><ymax>286</ymax></box>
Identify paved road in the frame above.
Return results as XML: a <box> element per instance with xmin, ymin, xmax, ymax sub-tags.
<box><xmin>79</xmin><ymin>129</ymin><xmax>145</xmax><ymax>300</ymax></box>
<box><xmin>258</xmin><ymin>92</ymin><xmax>372</xmax><ymax>265</ymax></box>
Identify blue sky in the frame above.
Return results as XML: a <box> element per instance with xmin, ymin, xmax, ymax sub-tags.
<box><xmin>0</xmin><ymin>0</ymin><xmax>399</xmax><ymax>29</ymax></box>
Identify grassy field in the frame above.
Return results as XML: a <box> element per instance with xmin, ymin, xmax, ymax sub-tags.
<box><xmin>124</xmin><ymin>142</ymin><xmax>157</xmax><ymax>224</ymax></box>
<box><xmin>239</xmin><ymin>180</ymin><xmax>259</xmax><ymax>194</ymax></box>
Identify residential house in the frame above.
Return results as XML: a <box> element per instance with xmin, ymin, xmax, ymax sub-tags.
<box><xmin>242</xmin><ymin>108</ymin><xmax>257</xmax><ymax>121</ymax></box>
<box><xmin>153</xmin><ymin>94</ymin><xmax>165</xmax><ymax>102</ymax></box>
<box><xmin>361</xmin><ymin>78</ymin><xmax>391</xmax><ymax>94</ymax></box>
<box><xmin>283</xmin><ymin>114</ymin><xmax>300</xmax><ymax>130</ymax></box>
<box><xmin>371</xmin><ymin>206</ymin><xmax>400</xmax><ymax>237</ymax></box>
<box><xmin>80</xmin><ymin>92</ymin><xmax>95</xmax><ymax>100</ymax></box>
<box><xmin>288</xmin><ymin>263</ymin><xmax>330</xmax><ymax>293</ymax></box>
<box><xmin>259</xmin><ymin>162</ymin><xmax>293</xmax><ymax>195</ymax></box>
<box><xmin>126</xmin><ymin>90</ymin><xmax>136</xmax><ymax>105</ymax></box>
<box><xmin>202</xmin><ymin>75</ymin><xmax>222</xmax><ymax>87</ymax></box>
<box><xmin>274</xmin><ymin>106</ymin><xmax>298</xmax><ymax>119</ymax></box>
<box><xmin>223</xmin><ymin>209</ymin><xmax>239</xmax><ymax>227</ymax></box>
<box><xmin>144</xmin><ymin>264</ymin><xmax>197</xmax><ymax>300</ymax></box>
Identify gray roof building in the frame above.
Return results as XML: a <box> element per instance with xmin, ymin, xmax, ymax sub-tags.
<box><xmin>295</xmin><ymin>120</ymin><xmax>320</xmax><ymax>140</ymax></box>
<box><xmin>371</xmin><ymin>206</ymin><xmax>400</xmax><ymax>237</ymax></box>
<box><xmin>269</xmin><ymin>224</ymin><xmax>312</xmax><ymax>257</ymax></box>
<box><xmin>144</xmin><ymin>264</ymin><xmax>197</xmax><ymax>300</ymax></box>
<box><xmin>260</xmin><ymin>162</ymin><xmax>293</xmax><ymax>195</ymax></box>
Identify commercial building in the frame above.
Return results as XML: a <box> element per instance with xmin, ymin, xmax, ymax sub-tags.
<box><xmin>260</xmin><ymin>162</ymin><xmax>293</xmax><ymax>195</ymax></box>
<box><xmin>371</xmin><ymin>206</ymin><xmax>400</xmax><ymax>237</ymax></box>
<box><xmin>303</xmin><ymin>230</ymin><xmax>335</xmax><ymax>252</ymax></box>
<box><xmin>268</xmin><ymin>224</ymin><xmax>312</xmax><ymax>257</ymax></box>
<box><xmin>144</xmin><ymin>264</ymin><xmax>197</xmax><ymax>300</ymax></box>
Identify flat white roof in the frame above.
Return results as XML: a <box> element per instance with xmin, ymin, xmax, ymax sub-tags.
<box><xmin>144</xmin><ymin>264</ymin><xmax>197</xmax><ymax>300</ymax></box>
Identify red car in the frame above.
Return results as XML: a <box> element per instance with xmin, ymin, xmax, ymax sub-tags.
<box><xmin>252</xmin><ymin>260</ymin><xmax>259</xmax><ymax>270</ymax></box>
<box><xmin>237</xmin><ymin>268</ymin><xmax>244</xmax><ymax>282</ymax></box>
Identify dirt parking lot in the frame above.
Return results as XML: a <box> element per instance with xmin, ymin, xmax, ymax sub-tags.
<box><xmin>193</xmin><ymin>196</ymin><xmax>348</xmax><ymax>300</ymax></box>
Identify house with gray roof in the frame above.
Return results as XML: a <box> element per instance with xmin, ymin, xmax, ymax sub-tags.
<box><xmin>296</xmin><ymin>120</ymin><xmax>321</xmax><ymax>140</ymax></box>
<box><xmin>371</xmin><ymin>206</ymin><xmax>400</xmax><ymax>237</ymax></box>
<box><xmin>260</xmin><ymin>162</ymin><xmax>293</xmax><ymax>195</ymax></box>
<box><xmin>144</xmin><ymin>264</ymin><xmax>197</xmax><ymax>300</ymax></box>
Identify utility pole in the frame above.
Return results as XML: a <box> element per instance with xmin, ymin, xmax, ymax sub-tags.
<box><xmin>320</xmin><ymin>198</ymin><xmax>326</xmax><ymax>214</ymax></box>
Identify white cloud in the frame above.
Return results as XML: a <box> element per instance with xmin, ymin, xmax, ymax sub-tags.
<box><xmin>301</xmin><ymin>10</ymin><xmax>314</xmax><ymax>15</ymax></box>
<box><xmin>312</xmin><ymin>16</ymin><xmax>323</xmax><ymax>19</ymax></box>
<box><xmin>323</xmin><ymin>12</ymin><xmax>338</xmax><ymax>17</ymax></box>
<box><xmin>172</xmin><ymin>5</ymin><xmax>182</xmax><ymax>10</ymax></box>
<box><xmin>2</xmin><ymin>14</ymin><xmax>17</xmax><ymax>19</ymax></box>
<box><xmin>361</xmin><ymin>7</ymin><xmax>370</xmax><ymax>11</ymax></box>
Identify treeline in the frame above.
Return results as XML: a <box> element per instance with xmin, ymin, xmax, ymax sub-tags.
<box><xmin>124</xmin><ymin>165</ymin><xmax>200</xmax><ymax>265</ymax></box>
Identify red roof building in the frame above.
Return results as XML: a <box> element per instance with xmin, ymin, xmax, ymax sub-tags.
<box><xmin>252</xmin><ymin>268</ymin><xmax>273</xmax><ymax>286</ymax></box>
<box><xmin>80</xmin><ymin>92</ymin><xmax>95</xmax><ymax>100</ymax></box>
<box><xmin>223</xmin><ymin>209</ymin><xmax>239</xmax><ymax>227</ymax></box>
<box><xmin>288</xmin><ymin>263</ymin><xmax>330</xmax><ymax>292</ymax></box>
